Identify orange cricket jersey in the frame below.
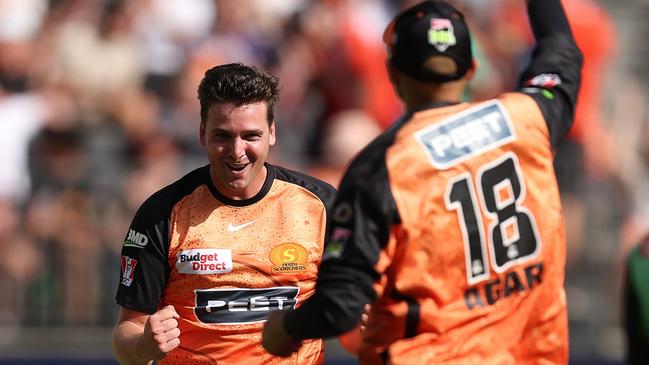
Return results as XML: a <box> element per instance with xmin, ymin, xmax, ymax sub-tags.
<box><xmin>116</xmin><ymin>164</ymin><xmax>335</xmax><ymax>364</ymax></box>
<box><xmin>359</xmin><ymin>94</ymin><xmax>568</xmax><ymax>365</ymax></box>
<box><xmin>283</xmin><ymin>3</ymin><xmax>582</xmax><ymax>362</ymax></box>
<box><xmin>286</xmin><ymin>94</ymin><xmax>573</xmax><ymax>365</ymax></box>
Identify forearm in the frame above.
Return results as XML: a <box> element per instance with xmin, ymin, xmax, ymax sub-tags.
<box><xmin>527</xmin><ymin>0</ymin><xmax>573</xmax><ymax>41</ymax></box>
<box><xmin>519</xmin><ymin>0</ymin><xmax>583</xmax><ymax>145</ymax></box>
<box><xmin>284</xmin><ymin>265</ymin><xmax>376</xmax><ymax>339</ymax></box>
<box><xmin>112</xmin><ymin>321</ymin><xmax>153</xmax><ymax>365</ymax></box>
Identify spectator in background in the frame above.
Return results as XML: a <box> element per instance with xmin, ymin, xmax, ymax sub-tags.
<box><xmin>47</xmin><ymin>0</ymin><xmax>143</xmax><ymax>124</ymax></box>
<box><xmin>25</xmin><ymin>128</ymin><xmax>101</xmax><ymax>325</ymax></box>
<box><xmin>307</xmin><ymin>109</ymin><xmax>382</xmax><ymax>187</ymax></box>
<box><xmin>553</xmin><ymin>0</ymin><xmax>618</xmax><ymax>264</ymax></box>
<box><xmin>0</xmin><ymin>198</ymin><xmax>42</xmax><ymax>326</ymax></box>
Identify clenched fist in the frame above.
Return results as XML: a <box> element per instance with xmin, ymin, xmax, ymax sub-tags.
<box><xmin>140</xmin><ymin>305</ymin><xmax>181</xmax><ymax>360</ymax></box>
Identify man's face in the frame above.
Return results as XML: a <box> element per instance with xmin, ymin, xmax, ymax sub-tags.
<box><xmin>200</xmin><ymin>101</ymin><xmax>275</xmax><ymax>200</ymax></box>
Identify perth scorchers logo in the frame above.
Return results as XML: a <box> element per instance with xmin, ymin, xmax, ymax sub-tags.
<box><xmin>269</xmin><ymin>243</ymin><xmax>308</xmax><ymax>273</ymax></box>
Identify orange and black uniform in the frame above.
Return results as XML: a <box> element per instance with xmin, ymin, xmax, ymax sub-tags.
<box><xmin>283</xmin><ymin>1</ymin><xmax>582</xmax><ymax>364</ymax></box>
<box><xmin>116</xmin><ymin>163</ymin><xmax>335</xmax><ymax>364</ymax></box>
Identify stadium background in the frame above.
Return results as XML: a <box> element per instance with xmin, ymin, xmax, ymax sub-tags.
<box><xmin>0</xmin><ymin>0</ymin><xmax>648</xmax><ymax>364</ymax></box>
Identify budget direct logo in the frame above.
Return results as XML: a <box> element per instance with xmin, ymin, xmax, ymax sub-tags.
<box><xmin>176</xmin><ymin>249</ymin><xmax>233</xmax><ymax>275</ymax></box>
<box><xmin>269</xmin><ymin>243</ymin><xmax>308</xmax><ymax>273</ymax></box>
<box><xmin>416</xmin><ymin>101</ymin><xmax>515</xmax><ymax>170</ymax></box>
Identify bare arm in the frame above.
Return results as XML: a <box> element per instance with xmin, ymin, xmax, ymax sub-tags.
<box><xmin>112</xmin><ymin>305</ymin><xmax>181</xmax><ymax>365</ymax></box>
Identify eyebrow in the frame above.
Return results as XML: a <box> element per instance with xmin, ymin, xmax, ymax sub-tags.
<box><xmin>210</xmin><ymin>128</ymin><xmax>265</xmax><ymax>135</ymax></box>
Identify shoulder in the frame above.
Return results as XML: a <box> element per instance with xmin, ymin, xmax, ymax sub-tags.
<box><xmin>271</xmin><ymin>164</ymin><xmax>337</xmax><ymax>205</ymax></box>
<box><xmin>136</xmin><ymin>165</ymin><xmax>209</xmax><ymax>217</ymax></box>
<box><xmin>339</xmin><ymin>122</ymin><xmax>402</xmax><ymax>192</ymax></box>
<box><xmin>496</xmin><ymin>92</ymin><xmax>544</xmax><ymax>114</ymax></box>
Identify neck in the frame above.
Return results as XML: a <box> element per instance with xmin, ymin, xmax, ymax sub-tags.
<box><xmin>210</xmin><ymin>164</ymin><xmax>268</xmax><ymax>201</ymax></box>
<box><xmin>405</xmin><ymin>93</ymin><xmax>461</xmax><ymax>112</ymax></box>
<box><xmin>398</xmin><ymin>74</ymin><xmax>467</xmax><ymax>112</ymax></box>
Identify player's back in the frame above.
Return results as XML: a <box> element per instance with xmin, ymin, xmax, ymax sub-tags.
<box><xmin>360</xmin><ymin>93</ymin><xmax>567</xmax><ymax>365</ymax></box>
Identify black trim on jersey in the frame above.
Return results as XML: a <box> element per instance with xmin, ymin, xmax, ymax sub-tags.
<box><xmin>205</xmin><ymin>163</ymin><xmax>276</xmax><ymax>207</ymax></box>
<box><xmin>273</xmin><ymin>164</ymin><xmax>336</xmax><ymax>214</ymax></box>
<box><xmin>116</xmin><ymin>167</ymin><xmax>208</xmax><ymax>314</ymax></box>
<box><xmin>517</xmin><ymin>0</ymin><xmax>583</xmax><ymax>147</ymax></box>
<box><xmin>408</xmin><ymin>100</ymin><xmax>461</xmax><ymax>114</ymax></box>
<box><xmin>284</xmin><ymin>123</ymin><xmax>403</xmax><ymax>339</ymax></box>
<box><xmin>392</xmin><ymin>290</ymin><xmax>420</xmax><ymax>338</ymax></box>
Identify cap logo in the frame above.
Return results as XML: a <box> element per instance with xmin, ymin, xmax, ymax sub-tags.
<box><xmin>428</xmin><ymin>18</ymin><xmax>456</xmax><ymax>52</ymax></box>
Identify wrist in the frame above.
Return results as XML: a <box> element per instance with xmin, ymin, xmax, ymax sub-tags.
<box><xmin>134</xmin><ymin>334</ymin><xmax>154</xmax><ymax>364</ymax></box>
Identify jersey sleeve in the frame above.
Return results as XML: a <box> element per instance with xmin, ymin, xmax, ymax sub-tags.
<box><xmin>284</xmin><ymin>135</ymin><xmax>400</xmax><ymax>339</ymax></box>
<box><xmin>517</xmin><ymin>0</ymin><xmax>583</xmax><ymax>147</ymax></box>
<box><xmin>115</xmin><ymin>191</ymin><xmax>171</xmax><ymax>314</ymax></box>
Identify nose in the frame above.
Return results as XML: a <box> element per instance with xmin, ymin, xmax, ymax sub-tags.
<box><xmin>230</xmin><ymin>137</ymin><xmax>246</xmax><ymax>161</ymax></box>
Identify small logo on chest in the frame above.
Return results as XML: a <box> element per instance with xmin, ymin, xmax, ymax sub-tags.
<box><xmin>227</xmin><ymin>220</ymin><xmax>255</xmax><ymax>232</ymax></box>
<box><xmin>269</xmin><ymin>243</ymin><xmax>309</xmax><ymax>273</ymax></box>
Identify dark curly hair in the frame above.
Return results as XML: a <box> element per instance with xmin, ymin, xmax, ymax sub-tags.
<box><xmin>197</xmin><ymin>63</ymin><xmax>280</xmax><ymax>126</ymax></box>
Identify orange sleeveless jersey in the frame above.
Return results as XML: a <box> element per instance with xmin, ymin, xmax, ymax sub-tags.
<box><xmin>116</xmin><ymin>164</ymin><xmax>335</xmax><ymax>364</ymax></box>
<box><xmin>359</xmin><ymin>94</ymin><xmax>568</xmax><ymax>364</ymax></box>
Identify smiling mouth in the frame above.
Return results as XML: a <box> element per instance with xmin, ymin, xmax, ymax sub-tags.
<box><xmin>226</xmin><ymin>162</ymin><xmax>249</xmax><ymax>172</ymax></box>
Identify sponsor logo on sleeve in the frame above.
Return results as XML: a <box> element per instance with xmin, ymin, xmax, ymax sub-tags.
<box><xmin>333</xmin><ymin>203</ymin><xmax>353</xmax><ymax>223</ymax></box>
<box><xmin>194</xmin><ymin>286</ymin><xmax>299</xmax><ymax>324</ymax></box>
<box><xmin>120</xmin><ymin>255</ymin><xmax>137</xmax><ymax>287</ymax></box>
<box><xmin>323</xmin><ymin>228</ymin><xmax>352</xmax><ymax>261</ymax></box>
<box><xmin>416</xmin><ymin>101</ymin><xmax>516</xmax><ymax>169</ymax></box>
<box><xmin>524</xmin><ymin>73</ymin><xmax>562</xmax><ymax>88</ymax></box>
<box><xmin>123</xmin><ymin>229</ymin><xmax>149</xmax><ymax>249</ymax></box>
<box><xmin>176</xmin><ymin>249</ymin><xmax>233</xmax><ymax>274</ymax></box>
<box><xmin>268</xmin><ymin>243</ymin><xmax>308</xmax><ymax>273</ymax></box>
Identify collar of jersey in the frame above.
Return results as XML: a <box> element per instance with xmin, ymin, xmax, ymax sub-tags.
<box><xmin>205</xmin><ymin>162</ymin><xmax>276</xmax><ymax>207</ymax></box>
<box><xmin>407</xmin><ymin>100</ymin><xmax>461</xmax><ymax>114</ymax></box>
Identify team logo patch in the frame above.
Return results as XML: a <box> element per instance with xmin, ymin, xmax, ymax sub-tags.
<box><xmin>333</xmin><ymin>203</ymin><xmax>353</xmax><ymax>223</ymax></box>
<box><xmin>121</xmin><ymin>255</ymin><xmax>137</xmax><ymax>287</ymax></box>
<box><xmin>194</xmin><ymin>287</ymin><xmax>299</xmax><ymax>324</ymax></box>
<box><xmin>176</xmin><ymin>249</ymin><xmax>233</xmax><ymax>274</ymax></box>
<box><xmin>323</xmin><ymin>228</ymin><xmax>352</xmax><ymax>261</ymax></box>
<box><xmin>428</xmin><ymin>18</ymin><xmax>456</xmax><ymax>52</ymax></box>
<box><xmin>123</xmin><ymin>229</ymin><xmax>148</xmax><ymax>248</ymax></box>
<box><xmin>269</xmin><ymin>243</ymin><xmax>308</xmax><ymax>273</ymax></box>
<box><xmin>524</xmin><ymin>73</ymin><xmax>562</xmax><ymax>88</ymax></box>
<box><xmin>415</xmin><ymin>101</ymin><xmax>516</xmax><ymax>169</ymax></box>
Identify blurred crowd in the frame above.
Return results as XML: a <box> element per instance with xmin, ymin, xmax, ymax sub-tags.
<box><xmin>0</xmin><ymin>0</ymin><xmax>648</xmax><ymax>361</ymax></box>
